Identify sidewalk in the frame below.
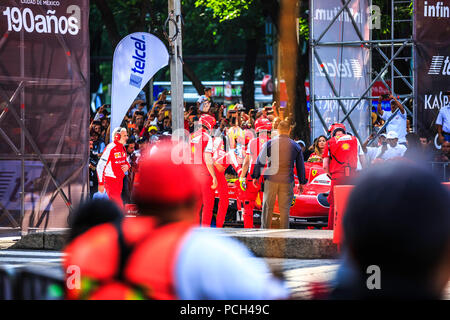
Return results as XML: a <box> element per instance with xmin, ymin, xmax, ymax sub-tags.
<box><xmin>2</xmin><ymin>228</ymin><xmax>339</xmax><ymax>259</ymax></box>
<box><xmin>0</xmin><ymin>237</ymin><xmax>20</xmax><ymax>250</ymax></box>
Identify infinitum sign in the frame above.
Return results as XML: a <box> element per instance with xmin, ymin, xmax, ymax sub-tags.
<box><xmin>414</xmin><ymin>0</ymin><xmax>450</xmax><ymax>142</ymax></box>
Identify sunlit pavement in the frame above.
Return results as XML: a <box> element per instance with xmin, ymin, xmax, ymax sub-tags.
<box><xmin>0</xmin><ymin>249</ymin><xmax>449</xmax><ymax>299</ymax></box>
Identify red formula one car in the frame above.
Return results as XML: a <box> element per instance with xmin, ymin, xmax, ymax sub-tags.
<box><xmin>214</xmin><ymin>162</ymin><xmax>331</xmax><ymax>228</ymax></box>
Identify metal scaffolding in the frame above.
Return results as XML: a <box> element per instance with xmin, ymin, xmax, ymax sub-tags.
<box><xmin>310</xmin><ymin>0</ymin><xmax>415</xmax><ymax>145</ymax></box>
<box><xmin>0</xmin><ymin>5</ymin><xmax>90</xmax><ymax>234</ymax></box>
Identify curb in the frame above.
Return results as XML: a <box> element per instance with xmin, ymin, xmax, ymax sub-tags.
<box><xmin>219</xmin><ymin>229</ymin><xmax>338</xmax><ymax>259</ymax></box>
<box><xmin>6</xmin><ymin>228</ymin><xmax>338</xmax><ymax>259</ymax></box>
<box><xmin>8</xmin><ymin>231</ymin><xmax>68</xmax><ymax>251</ymax></box>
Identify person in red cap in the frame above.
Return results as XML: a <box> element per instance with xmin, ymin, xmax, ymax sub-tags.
<box><xmin>96</xmin><ymin>127</ymin><xmax>130</xmax><ymax>208</ymax></box>
<box><xmin>64</xmin><ymin>143</ymin><xmax>290</xmax><ymax>300</ymax></box>
<box><xmin>323</xmin><ymin>123</ymin><xmax>362</xmax><ymax>230</ymax></box>
<box><xmin>239</xmin><ymin>117</ymin><xmax>272</xmax><ymax>228</ymax></box>
<box><xmin>189</xmin><ymin>114</ymin><xmax>218</xmax><ymax>226</ymax></box>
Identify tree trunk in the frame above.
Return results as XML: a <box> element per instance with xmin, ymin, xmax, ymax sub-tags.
<box><xmin>90</xmin><ymin>20</ymin><xmax>104</xmax><ymax>95</ymax></box>
<box><xmin>293</xmin><ymin>42</ymin><xmax>311</xmax><ymax>144</ymax></box>
<box><xmin>242</xmin><ymin>36</ymin><xmax>259</xmax><ymax>110</ymax></box>
<box><xmin>93</xmin><ymin>0</ymin><xmax>121</xmax><ymax>48</ymax></box>
<box><xmin>293</xmin><ymin>1</ymin><xmax>311</xmax><ymax>145</ymax></box>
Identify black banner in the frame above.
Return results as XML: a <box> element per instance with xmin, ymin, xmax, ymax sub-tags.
<box><xmin>414</xmin><ymin>0</ymin><xmax>450</xmax><ymax>146</ymax></box>
<box><xmin>0</xmin><ymin>0</ymin><xmax>89</xmax><ymax>231</ymax></box>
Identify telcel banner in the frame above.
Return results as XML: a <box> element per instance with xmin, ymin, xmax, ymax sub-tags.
<box><xmin>310</xmin><ymin>0</ymin><xmax>370</xmax><ymax>141</ymax></box>
<box><xmin>111</xmin><ymin>32</ymin><xmax>169</xmax><ymax>136</ymax></box>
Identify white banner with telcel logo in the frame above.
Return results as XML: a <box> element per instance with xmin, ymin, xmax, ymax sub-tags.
<box><xmin>311</xmin><ymin>0</ymin><xmax>370</xmax><ymax>142</ymax></box>
<box><xmin>111</xmin><ymin>32</ymin><xmax>169</xmax><ymax>138</ymax></box>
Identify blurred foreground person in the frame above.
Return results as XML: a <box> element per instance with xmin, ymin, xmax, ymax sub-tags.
<box><xmin>66</xmin><ymin>199</ymin><xmax>124</xmax><ymax>243</ymax></box>
<box><xmin>331</xmin><ymin>162</ymin><xmax>450</xmax><ymax>299</ymax></box>
<box><xmin>64</xmin><ymin>143</ymin><xmax>290</xmax><ymax>300</ymax></box>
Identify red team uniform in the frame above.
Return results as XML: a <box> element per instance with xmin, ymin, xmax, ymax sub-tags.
<box><xmin>241</xmin><ymin>118</ymin><xmax>272</xmax><ymax>228</ymax></box>
<box><xmin>97</xmin><ymin>138</ymin><xmax>131</xmax><ymax>208</ymax></box>
<box><xmin>190</xmin><ymin>115</ymin><xmax>216</xmax><ymax>226</ymax></box>
<box><xmin>323</xmin><ymin>124</ymin><xmax>358</xmax><ymax>229</ymax></box>
<box><xmin>212</xmin><ymin>141</ymin><xmax>231</xmax><ymax>228</ymax></box>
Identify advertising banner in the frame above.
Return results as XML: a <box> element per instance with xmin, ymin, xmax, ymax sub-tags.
<box><xmin>111</xmin><ymin>32</ymin><xmax>169</xmax><ymax>136</ymax></box>
<box><xmin>310</xmin><ymin>0</ymin><xmax>371</xmax><ymax>141</ymax></box>
<box><xmin>414</xmin><ymin>0</ymin><xmax>450</xmax><ymax>146</ymax></box>
<box><xmin>0</xmin><ymin>0</ymin><xmax>89</xmax><ymax>231</ymax></box>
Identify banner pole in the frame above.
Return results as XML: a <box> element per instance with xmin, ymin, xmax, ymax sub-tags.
<box><xmin>169</xmin><ymin>0</ymin><xmax>185</xmax><ymax>140</ymax></box>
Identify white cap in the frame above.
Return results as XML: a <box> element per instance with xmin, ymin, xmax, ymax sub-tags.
<box><xmin>386</xmin><ymin>131</ymin><xmax>398</xmax><ymax>139</ymax></box>
<box><xmin>296</xmin><ymin>140</ymin><xmax>306</xmax><ymax>147</ymax></box>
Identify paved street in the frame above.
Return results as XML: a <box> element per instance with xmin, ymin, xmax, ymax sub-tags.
<box><xmin>0</xmin><ymin>249</ymin><xmax>64</xmax><ymax>268</ymax></box>
<box><xmin>1</xmin><ymin>248</ymin><xmax>449</xmax><ymax>300</ymax></box>
<box><xmin>0</xmin><ymin>248</ymin><xmax>340</xmax><ymax>299</ymax></box>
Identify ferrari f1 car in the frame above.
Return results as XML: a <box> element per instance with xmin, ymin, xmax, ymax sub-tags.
<box><xmin>214</xmin><ymin>161</ymin><xmax>331</xmax><ymax>228</ymax></box>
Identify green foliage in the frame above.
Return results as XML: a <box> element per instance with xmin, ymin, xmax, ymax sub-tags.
<box><xmin>194</xmin><ymin>0</ymin><xmax>254</xmax><ymax>22</ymax></box>
<box><xmin>298</xmin><ymin>17</ymin><xmax>309</xmax><ymax>41</ymax></box>
<box><xmin>90</xmin><ymin>0</ymin><xmax>271</xmax><ymax>83</ymax></box>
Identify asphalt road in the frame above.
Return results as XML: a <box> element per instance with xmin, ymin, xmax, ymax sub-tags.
<box><xmin>0</xmin><ymin>248</ymin><xmax>339</xmax><ymax>299</ymax></box>
<box><xmin>1</xmin><ymin>249</ymin><xmax>449</xmax><ymax>300</ymax></box>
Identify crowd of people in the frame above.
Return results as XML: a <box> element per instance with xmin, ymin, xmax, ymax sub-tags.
<box><xmin>88</xmin><ymin>89</ymin><xmax>449</xmax><ymax>216</ymax></box>
<box><xmin>69</xmin><ymin>88</ymin><xmax>450</xmax><ymax>301</ymax></box>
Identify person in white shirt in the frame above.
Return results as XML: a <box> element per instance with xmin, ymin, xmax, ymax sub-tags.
<box><xmin>377</xmin><ymin>94</ymin><xmax>407</xmax><ymax>145</ymax></box>
<box><xmin>362</xmin><ymin>133</ymin><xmax>387</xmax><ymax>165</ymax></box>
<box><xmin>197</xmin><ymin>87</ymin><xmax>213</xmax><ymax>112</ymax></box>
<box><xmin>375</xmin><ymin>131</ymin><xmax>407</xmax><ymax>160</ymax></box>
<box><xmin>436</xmin><ymin>91</ymin><xmax>450</xmax><ymax>144</ymax></box>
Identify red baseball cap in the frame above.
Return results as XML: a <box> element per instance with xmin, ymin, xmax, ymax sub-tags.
<box><xmin>132</xmin><ymin>143</ymin><xmax>201</xmax><ymax>208</ymax></box>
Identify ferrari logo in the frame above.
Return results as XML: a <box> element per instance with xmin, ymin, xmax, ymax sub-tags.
<box><xmin>256</xmin><ymin>192</ymin><xmax>262</xmax><ymax>207</ymax></box>
<box><xmin>312</xmin><ymin>169</ymin><xmax>318</xmax><ymax>177</ymax></box>
<box><xmin>342</xmin><ymin>143</ymin><xmax>350</xmax><ymax>150</ymax></box>
<box><xmin>191</xmin><ymin>146</ymin><xmax>195</xmax><ymax>154</ymax></box>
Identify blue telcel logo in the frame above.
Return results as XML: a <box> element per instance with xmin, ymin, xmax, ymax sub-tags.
<box><xmin>129</xmin><ymin>35</ymin><xmax>146</xmax><ymax>88</ymax></box>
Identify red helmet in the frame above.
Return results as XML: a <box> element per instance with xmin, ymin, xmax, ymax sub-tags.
<box><xmin>199</xmin><ymin>114</ymin><xmax>216</xmax><ymax>131</ymax></box>
<box><xmin>132</xmin><ymin>142</ymin><xmax>201</xmax><ymax>210</ymax></box>
<box><xmin>328</xmin><ymin>123</ymin><xmax>347</xmax><ymax>137</ymax></box>
<box><xmin>255</xmin><ymin>118</ymin><xmax>272</xmax><ymax>133</ymax></box>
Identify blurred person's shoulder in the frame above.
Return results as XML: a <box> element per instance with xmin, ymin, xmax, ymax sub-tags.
<box><xmin>177</xmin><ymin>227</ymin><xmax>265</xmax><ymax>270</ymax></box>
<box><xmin>175</xmin><ymin>227</ymin><xmax>291</xmax><ymax>300</ymax></box>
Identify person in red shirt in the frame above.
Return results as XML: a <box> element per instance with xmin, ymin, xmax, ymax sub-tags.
<box><xmin>64</xmin><ymin>143</ymin><xmax>290</xmax><ymax>300</ymax></box>
<box><xmin>212</xmin><ymin>137</ymin><xmax>232</xmax><ymax>228</ymax></box>
<box><xmin>239</xmin><ymin>118</ymin><xmax>272</xmax><ymax>228</ymax></box>
<box><xmin>189</xmin><ymin>114</ymin><xmax>218</xmax><ymax>226</ymax></box>
<box><xmin>322</xmin><ymin>123</ymin><xmax>358</xmax><ymax>230</ymax></box>
<box><xmin>97</xmin><ymin>127</ymin><xmax>131</xmax><ymax>208</ymax></box>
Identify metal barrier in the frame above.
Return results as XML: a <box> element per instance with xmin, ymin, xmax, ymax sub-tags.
<box><xmin>429</xmin><ymin>162</ymin><xmax>450</xmax><ymax>183</ymax></box>
<box><xmin>0</xmin><ymin>265</ymin><xmax>64</xmax><ymax>300</ymax></box>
